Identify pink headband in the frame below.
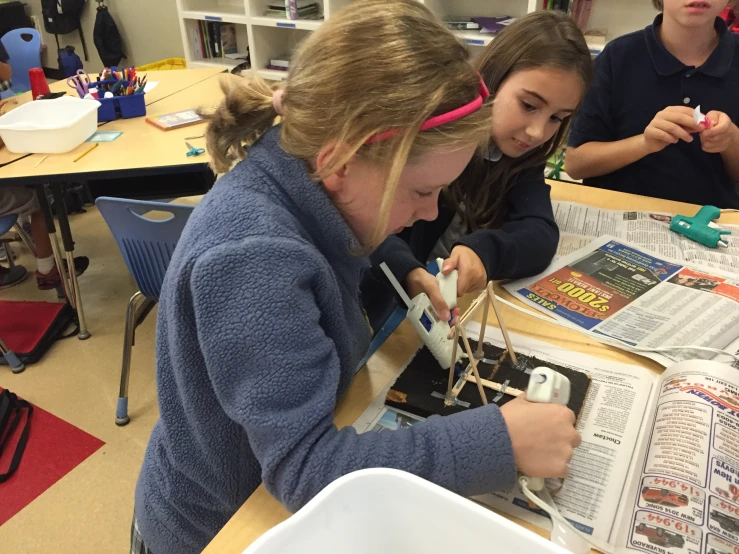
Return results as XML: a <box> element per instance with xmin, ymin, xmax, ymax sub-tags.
<box><xmin>365</xmin><ymin>75</ymin><xmax>490</xmax><ymax>144</ymax></box>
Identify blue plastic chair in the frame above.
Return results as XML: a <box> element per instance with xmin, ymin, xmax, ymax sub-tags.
<box><xmin>96</xmin><ymin>197</ymin><xmax>194</xmax><ymax>425</ymax></box>
<box><xmin>0</xmin><ymin>28</ymin><xmax>42</xmax><ymax>97</ymax></box>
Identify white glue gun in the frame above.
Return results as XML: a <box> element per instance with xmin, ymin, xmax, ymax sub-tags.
<box><xmin>435</xmin><ymin>257</ymin><xmax>458</xmax><ymax>311</ymax></box>
<box><xmin>524</xmin><ymin>367</ymin><xmax>571</xmax><ymax>492</ymax></box>
<box><xmin>380</xmin><ymin>262</ymin><xmax>463</xmax><ymax>369</ymax></box>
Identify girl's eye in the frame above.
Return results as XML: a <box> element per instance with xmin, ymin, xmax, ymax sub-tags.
<box><xmin>550</xmin><ymin>115</ymin><xmax>564</xmax><ymax>123</ymax></box>
<box><xmin>522</xmin><ymin>101</ymin><xmax>536</xmax><ymax>112</ymax></box>
<box><xmin>416</xmin><ymin>191</ymin><xmax>434</xmax><ymax>198</ymax></box>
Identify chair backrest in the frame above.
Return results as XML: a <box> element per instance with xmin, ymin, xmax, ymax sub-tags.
<box><xmin>0</xmin><ymin>28</ymin><xmax>42</xmax><ymax>95</ymax></box>
<box><xmin>95</xmin><ymin>197</ymin><xmax>194</xmax><ymax>300</ymax></box>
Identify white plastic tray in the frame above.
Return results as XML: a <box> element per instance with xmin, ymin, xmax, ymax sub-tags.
<box><xmin>244</xmin><ymin>469</ymin><xmax>569</xmax><ymax>554</ymax></box>
<box><xmin>0</xmin><ymin>96</ymin><xmax>100</xmax><ymax>154</ymax></box>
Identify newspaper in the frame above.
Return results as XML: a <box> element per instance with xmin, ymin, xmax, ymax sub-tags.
<box><xmin>355</xmin><ymin>326</ymin><xmax>739</xmax><ymax>554</ymax></box>
<box><xmin>552</xmin><ymin>201</ymin><xmax>739</xmax><ymax>274</ymax></box>
<box><xmin>612</xmin><ymin>359</ymin><xmax>739</xmax><ymax>554</ymax></box>
<box><xmin>505</xmin><ymin>236</ymin><xmax>739</xmax><ymax>367</ymax></box>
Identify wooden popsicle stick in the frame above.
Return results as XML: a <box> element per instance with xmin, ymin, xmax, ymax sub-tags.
<box><xmin>447</xmin><ymin>324</ymin><xmax>460</xmax><ymax>398</ymax></box>
<box><xmin>459</xmin><ymin>325</ymin><xmax>487</xmax><ymax>406</ymax></box>
<box><xmin>476</xmin><ymin>283</ymin><xmax>491</xmax><ymax>358</ymax></box>
<box><xmin>488</xmin><ymin>282</ymin><xmax>518</xmax><ymax>365</ymax></box>
<box><xmin>464</xmin><ymin>374</ymin><xmax>524</xmax><ymax>397</ymax></box>
<box><xmin>448</xmin><ymin>289</ymin><xmax>487</xmax><ymax>339</ymax></box>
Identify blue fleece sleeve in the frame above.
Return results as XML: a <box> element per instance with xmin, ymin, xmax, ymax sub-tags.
<box><xmin>190</xmin><ymin>237</ymin><xmax>516</xmax><ymax>512</ymax></box>
<box><xmin>454</xmin><ymin>169</ymin><xmax>559</xmax><ymax>280</ymax></box>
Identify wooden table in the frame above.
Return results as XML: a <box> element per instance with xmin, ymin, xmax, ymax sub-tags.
<box><xmin>202</xmin><ymin>181</ymin><xmax>739</xmax><ymax>554</ymax></box>
<box><xmin>0</xmin><ymin>67</ymin><xmax>225</xmax><ymax>172</ymax></box>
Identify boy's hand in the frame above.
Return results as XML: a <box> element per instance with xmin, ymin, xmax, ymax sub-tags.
<box><xmin>406</xmin><ymin>268</ymin><xmax>460</xmax><ymax>324</ymax></box>
<box><xmin>643</xmin><ymin>106</ymin><xmax>700</xmax><ymax>153</ymax></box>
<box><xmin>700</xmin><ymin>111</ymin><xmax>738</xmax><ymax>154</ymax></box>
<box><xmin>444</xmin><ymin>245</ymin><xmax>488</xmax><ymax>297</ymax></box>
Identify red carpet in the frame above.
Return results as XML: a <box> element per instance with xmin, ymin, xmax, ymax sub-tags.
<box><xmin>0</xmin><ymin>389</ymin><xmax>104</xmax><ymax>526</ymax></box>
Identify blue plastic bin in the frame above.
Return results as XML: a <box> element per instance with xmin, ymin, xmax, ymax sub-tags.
<box><xmin>92</xmin><ymin>79</ymin><xmax>146</xmax><ymax>122</ymax></box>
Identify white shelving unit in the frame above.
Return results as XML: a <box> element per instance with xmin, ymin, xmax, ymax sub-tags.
<box><xmin>175</xmin><ymin>0</ymin><xmax>657</xmax><ymax>79</ymax></box>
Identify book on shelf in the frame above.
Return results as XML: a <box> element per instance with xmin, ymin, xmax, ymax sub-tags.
<box><xmin>285</xmin><ymin>0</ymin><xmax>298</xmax><ymax>20</ymax></box>
<box><xmin>209</xmin><ymin>21</ymin><xmax>222</xmax><ymax>57</ymax></box>
<box><xmin>266</xmin><ymin>64</ymin><xmax>289</xmax><ymax>72</ymax></box>
<box><xmin>584</xmin><ymin>28</ymin><xmax>607</xmax><ymax>45</ymax></box>
<box><xmin>220</xmin><ymin>23</ymin><xmax>238</xmax><ymax>55</ymax></box>
<box><xmin>443</xmin><ymin>16</ymin><xmax>481</xmax><ymax>30</ymax></box>
<box><xmin>269</xmin><ymin>56</ymin><xmax>290</xmax><ymax>68</ymax></box>
<box><xmin>472</xmin><ymin>16</ymin><xmax>516</xmax><ymax>34</ymax></box>
<box><xmin>265</xmin><ymin>0</ymin><xmax>320</xmax><ymax>18</ymax></box>
<box><xmin>194</xmin><ymin>21</ymin><xmax>243</xmax><ymax>60</ymax></box>
<box><xmin>224</xmin><ymin>49</ymin><xmax>249</xmax><ymax>61</ymax></box>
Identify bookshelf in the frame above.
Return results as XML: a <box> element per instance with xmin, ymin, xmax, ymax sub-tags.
<box><xmin>175</xmin><ymin>0</ymin><xmax>657</xmax><ymax>77</ymax></box>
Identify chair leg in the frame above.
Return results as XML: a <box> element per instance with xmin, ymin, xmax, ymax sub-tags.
<box><xmin>2</xmin><ymin>242</ymin><xmax>15</xmax><ymax>268</ymax></box>
<box><xmin>0</xmin><ymin>336</ymin><xmax>25</xmax><ymax>374</ymax></box>
<box><xmin>117</xmin><ymin>291</ymin><xmax>144</xmax><ymax>426</ymax></box>
<box><xmin>116</xmin><ymin>292</ymin><xmax>157</xmax><ymax>426</ymax></box>
<box><xmin>14</xmin><ymin>223</ymin><xmax>36</xmax><ymax>258</ymax></box>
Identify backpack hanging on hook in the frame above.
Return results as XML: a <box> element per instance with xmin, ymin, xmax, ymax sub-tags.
<box><xmin>94</xmin><ymin>0</ymin><xmax>126</xmax><ymax>67</ymax></box>
<box><xmin>41</xmin><ymin>0</ymin><xmax>89</xmax><ymax>63</ymax></box>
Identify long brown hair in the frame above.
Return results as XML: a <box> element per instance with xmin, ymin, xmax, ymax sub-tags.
<box><xmin>202</xmin><ymin>0</ymin><xmax>491</xmax><ymax>247</ymax></box>
<box><xmin>448</xmin><ymin>10</ymin><xmax>592</xmax><ymax>231</ymax></box>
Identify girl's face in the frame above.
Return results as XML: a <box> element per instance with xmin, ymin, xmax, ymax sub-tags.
<box><xmin>491</xmin><ymin>67</ymin><xmax>583</xmax><ymax>158</ymax></box>
<box><xmin>662</xmin><ymin>0</ymin><xmax>730</xmax><ymax>27</ymax></box>
<box><xmin>322</xmin><ymin>144</ymin><xmax>478</xmax><ymax>244</ymax></box>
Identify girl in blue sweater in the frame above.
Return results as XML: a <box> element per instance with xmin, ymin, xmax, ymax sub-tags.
<box><xmin>133</xmin><ymin>2</ymin><xmax>581</xmax><ymax>553</ymax></box>
<box><xmin>364</xmin><ymin>11</ymin><xmax>593</xmax><ymax>328</ymax></box>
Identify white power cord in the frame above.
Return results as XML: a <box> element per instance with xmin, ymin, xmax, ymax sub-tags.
<box><xmin>519</xmin><ymin>476</ymin><xmax>614</xmax><ymax>554</ymax></box>
<box><xmin>494</xmin><ymin>294</ymin><xmax>739</xmax><ymax>364</ymax></box>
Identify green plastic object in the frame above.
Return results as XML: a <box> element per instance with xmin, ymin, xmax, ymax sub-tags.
<box><xmin>669</xmin><ymin>205</ymin><xmax>731</xmax><ymax>248</ymax></box>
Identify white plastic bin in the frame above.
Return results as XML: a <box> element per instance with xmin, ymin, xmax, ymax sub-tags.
<box><xmin>244</xmin><ymin>469</ymin><xmax>569</xmax><ymax>554</ymax></box>
<box><xmin>0</xmin><ymin>96</ymin><xmax>100</xmax><ymax>154</ymax></box>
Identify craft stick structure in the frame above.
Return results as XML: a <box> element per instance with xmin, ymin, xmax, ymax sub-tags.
<box><xmin>444</xmin><ymin>282</ymin><xmax>522</xmax><ymax>406</ymax></box>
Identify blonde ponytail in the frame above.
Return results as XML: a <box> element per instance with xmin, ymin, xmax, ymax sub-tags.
<box><xmin>201</xmin><ymin>74</ymin><xmax>281</xmax><ymax>174</ymax></box>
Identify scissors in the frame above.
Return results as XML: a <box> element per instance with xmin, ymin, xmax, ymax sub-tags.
<box><xmin>186</xmin><ymin>142</ymin><xmax>205</xmax><ymax>157</ymax></box>
<box><xmin>66</xmin><ymin>70</ymin><xmax>92</xmax><ymax>98</ymax></box>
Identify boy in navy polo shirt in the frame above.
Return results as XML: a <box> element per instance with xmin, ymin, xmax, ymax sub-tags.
<box><xmin>566</xmin><ymin>0</ymin><xmax>739</xmax><ymax>208</ymax></box>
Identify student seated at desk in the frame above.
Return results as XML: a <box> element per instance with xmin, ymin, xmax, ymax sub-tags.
<box><xmin>565</xmin><ymin>0</ymin><xmax>739</xmax><ymax>208</ymax></box>
<box><xmin>362</xmin><ymin>11</ymin><xmax>592</xmax><ymax>329</ymax></box>
<box><xmin>0</xmin><ymin>188</ymin><xmax>89</xmax><ymax>289</ymax></box>
<box><xmin>132</xmin><ymin>2</ymin><xmax>581</xmax><ymax>554</ymax></box>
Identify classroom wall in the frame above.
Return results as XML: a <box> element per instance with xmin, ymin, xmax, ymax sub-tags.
<box><xmin>25</xmin><ymin>0</ymin><xmax>184</xmax><ymax>71</ymax></box>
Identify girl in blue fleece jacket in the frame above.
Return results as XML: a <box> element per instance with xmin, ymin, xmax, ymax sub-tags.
<box><xmin>363</xmin><ymin>11</ymin><xmax>594</xmax><ymax>329</ymax></box>
<box><xmin>132</xmin><ymin>2</ymin><xmax>581</xmax><ymax>553</ymax></box>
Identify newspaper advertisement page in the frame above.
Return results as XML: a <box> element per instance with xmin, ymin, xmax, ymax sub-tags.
<box><xmin>551</xmin><ymin>201</ymin><xmax>739</xmax><ymax>274</ymax></box>
<box><xmin>505</xmin><ymin>236</ymin><xmax>739</xmax><ymax>366</ymax></box>
<box><xmin>355</xmin><ymin>325</ymin><xmax>657</xmax><ymax>548</ymax></box>
<box><xmin>613</xmin><ymin>359</ymin><xmax>739</xmax><ymax>554</ymax></box>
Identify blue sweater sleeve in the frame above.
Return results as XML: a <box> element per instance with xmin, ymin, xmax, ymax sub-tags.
<box><xmin>190</xmin><ymin>237</ymin><xmax>516</xmax><ymax>512</ymax></box>
<box><xmin>455</xmin><ymin>167</ymin><xmax>559</xmax><ymax>280</ymax></box>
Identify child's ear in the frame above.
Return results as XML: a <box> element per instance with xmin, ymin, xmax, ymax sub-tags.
<box><xmin>317</xmin><ymin>143</ymin><xmax>351</xmax><ymax>192</ymax></box>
